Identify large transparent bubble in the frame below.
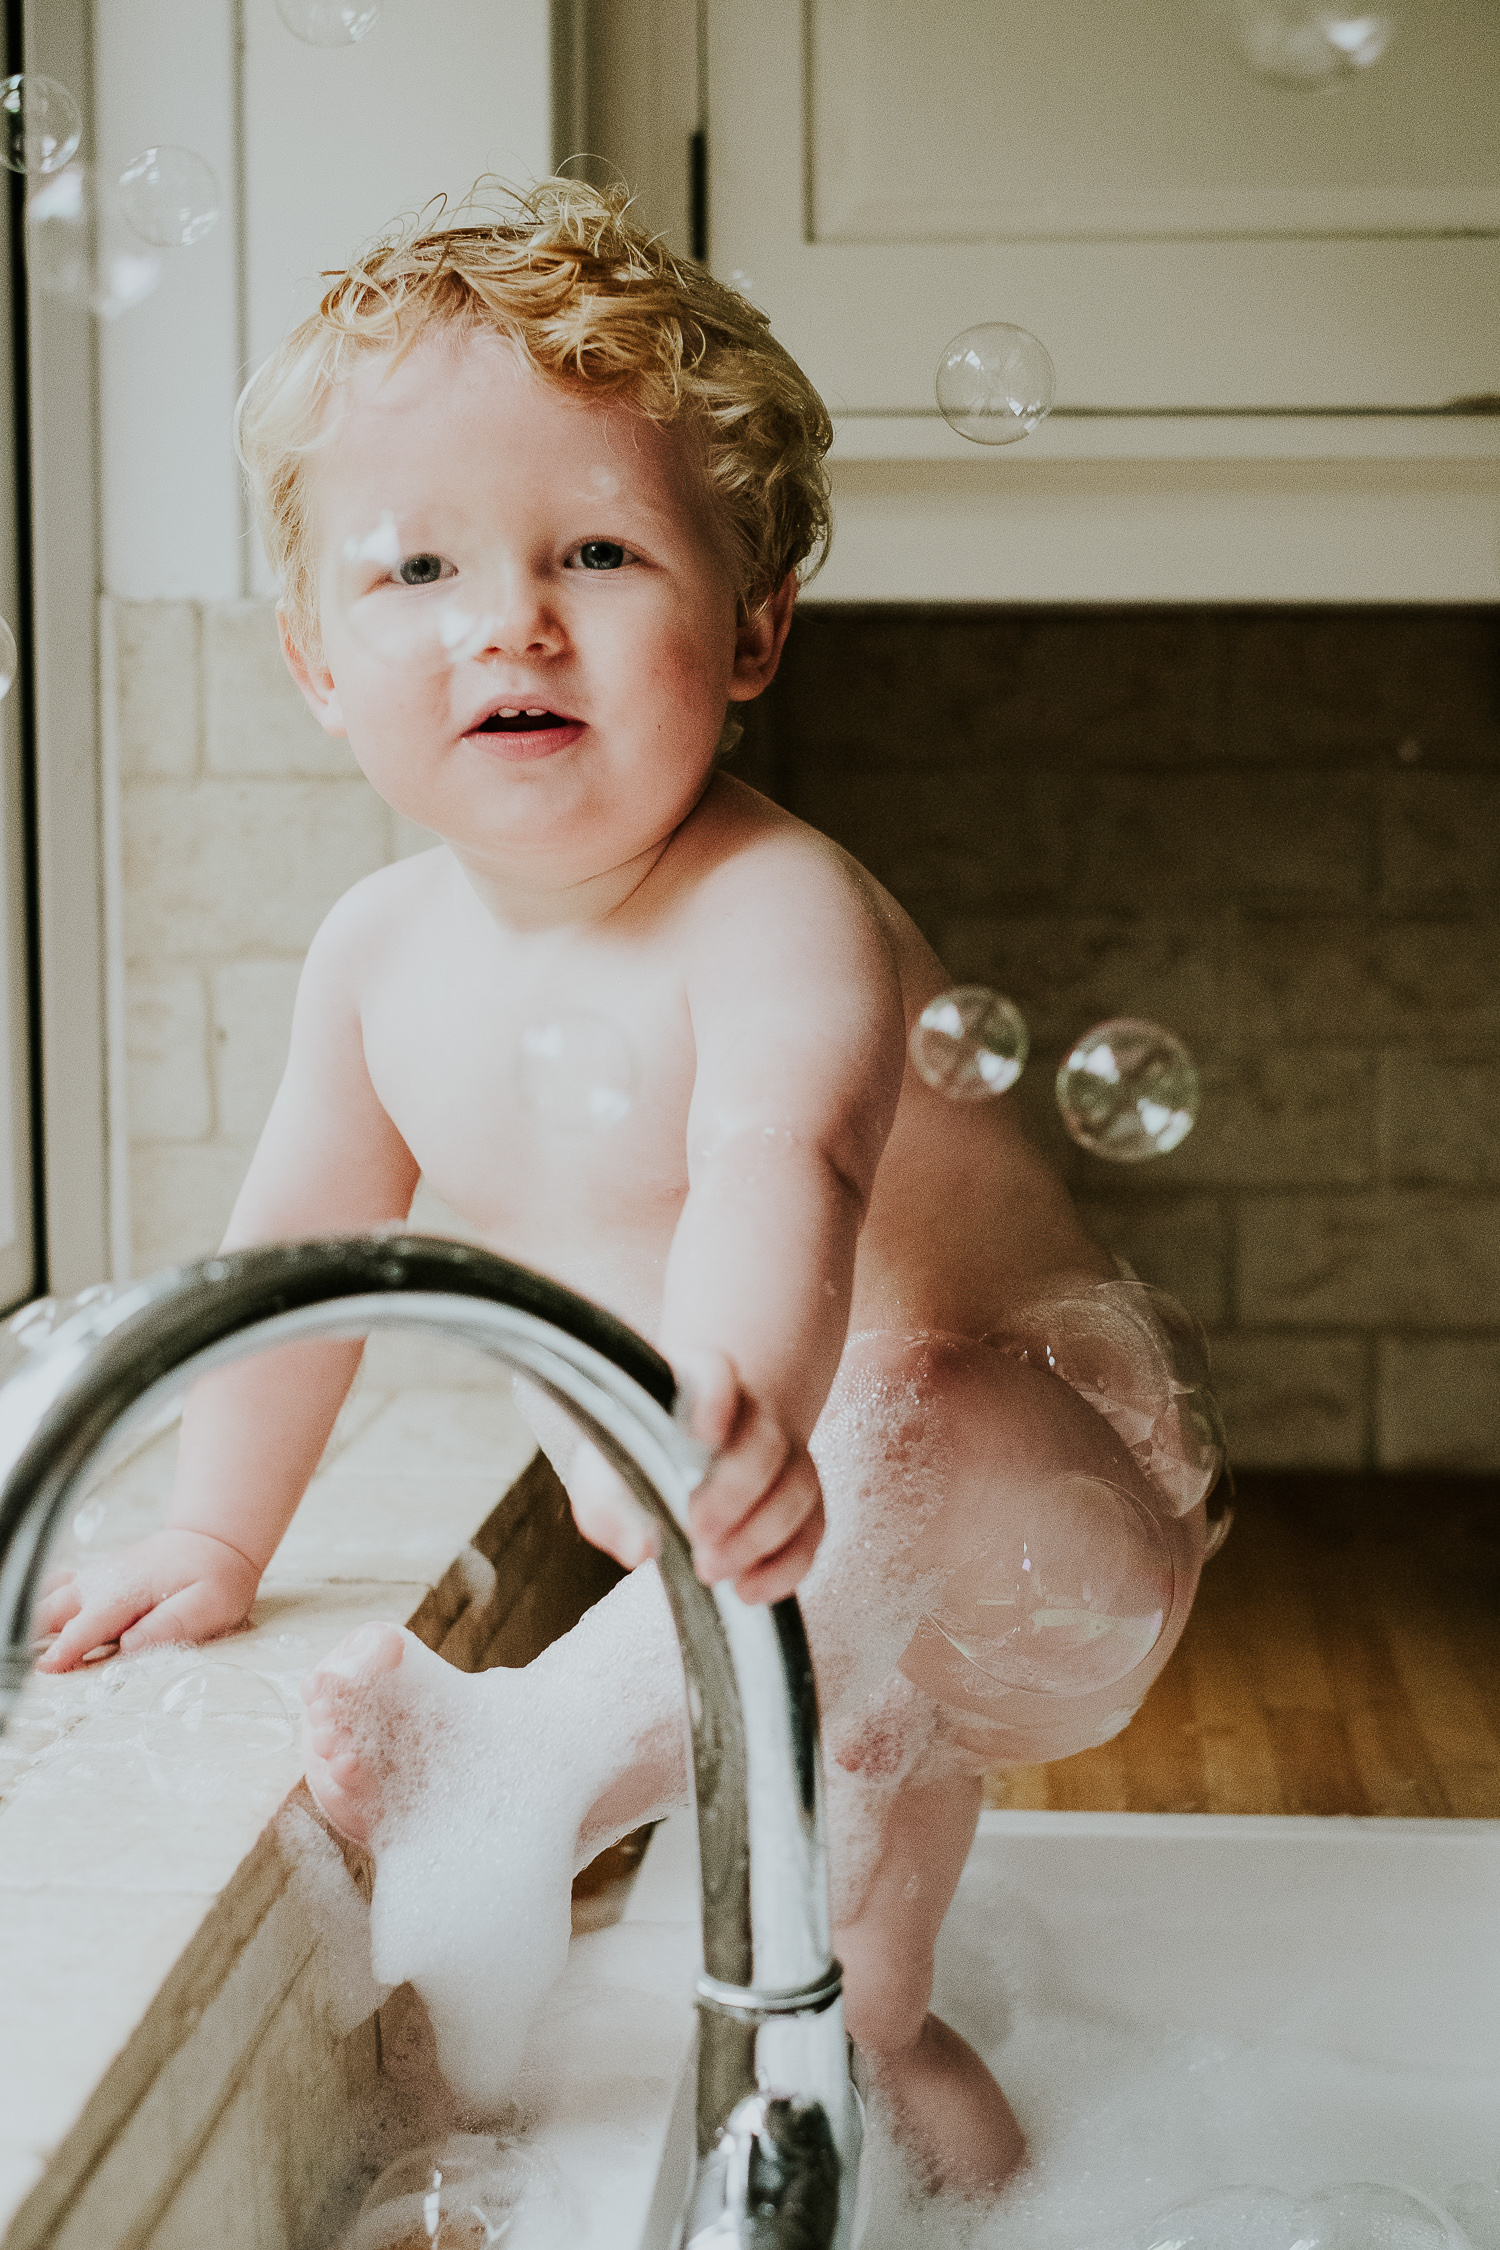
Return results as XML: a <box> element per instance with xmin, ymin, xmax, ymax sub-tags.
<box><xmin>117</xmin><ymin>145</ymin><xmax>219</xmax><ymax>248</ymax></box>
<box><xmin>923</xmin><ymin>1473</ymin><xmax>1172</xmax><ymax>1696</ymax></box>
<box><xmin>1290</xmin><ymin>2182</ymin><xmax>1462</xmax><ymax>2248</ymax></box>
<box><xmin>0</xmin><ymin>74</ymin><xmax>82</xmax><ymax>176</ymax></box>
<box><xmin>1213</xmin><ymin>3</ymin><xmax>1396</xmax><ymax>88</ymax></box>
<box><xmin>275</xmin><ymin>0</ymin><xmax>381</xmax><ymax>44</ymax></box>
<box><xmin>25</xmin><ymin>163</ymin><xmax>162</xmax><ymax>320</ymax></box>
<box><xmin>936</xmin><ymin>322</ymin><xmax>1055</xmax><ymax>444</ymax></box>
<box><xmin>1001</xmin><ymin>1279</ymin><xmax>1226</xmax><ymax>1517</ymax></box>
<box><xmin>909</xmin><ymin>986</ymin><xmax>1028</xmax><ymax>1099</ymax></box>
<box><xmin>1056</xmin><ymin>1018</ymin><xmax>1201</xmax><ymax>1162</ymax></box>
<box><xmin>1136</xmin><ymin>2185</ymin><xmax>1304</xmax><ymax>2250</ymax></box>
<box><xmin>340</xmin><ymin>2132</ymin><xmax>574</xmax><ymax>2249</ymax></box>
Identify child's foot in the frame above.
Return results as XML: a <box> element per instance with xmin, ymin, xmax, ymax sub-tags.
<box><xmin>299</xmin><ymin>1620</ymin><xmax>588</xmax><ymax>2114</ymax></box>
<box><xmin>300</xmin><ymin>1619</ymin><xmax>416</xmax><ymax>1846</ymax></box>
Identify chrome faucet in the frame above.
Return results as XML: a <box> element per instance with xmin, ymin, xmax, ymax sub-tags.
<box><xmin>0</xmin><ymin>1236</ymin><xmax>859</xmax><ymax>2250</ymax></box>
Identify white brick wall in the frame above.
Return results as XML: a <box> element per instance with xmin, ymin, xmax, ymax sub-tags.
<box><xmin>109</xmin><ymin>597</ymin><xmax>430</xmax><ymax>1275</ymax></box>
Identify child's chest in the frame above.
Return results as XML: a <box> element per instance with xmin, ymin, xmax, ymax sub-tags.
<box><xmin>358</xmin><ymin>929</ymin><xmax>698</xmax><ymax>1256</ymax></box>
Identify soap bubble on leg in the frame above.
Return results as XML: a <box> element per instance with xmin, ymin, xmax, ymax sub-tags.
<box><xmin>923</xmin><ymin>1474</ymin><xmax>1172</xmax><ymax>1696</ymax></box>
<box><xmin>909</xmin><ymin>986</ymin><xmax>1028</xmax><ymax>1099</ymax></box>
<box><xmin>1056</xmin><ymin>1018</ymin><xmax>1200</xmax><ymax>1162</ymax></box>
<box><xmin>0</xmin><ymin>74</ymin><xmax>82</xmax><ymax>175</ymax></box>
<box><xmin>936</xmin><ymin>323</ymin><xmax>1055</xmax><ymax>444</ymax></box>
<box><xmin>516</xmin><ymin>1011</ymin><xmax>634</xmax><ymax>1131</ymax></box>
<box><xmin>276</xmin><ymin>0</ymin><xmax>381</xmax><ymax>45</ymax></box>
<box><xmin>1210</xmin><ymin>3</ymin><xmax>1396</xmax><ymax>88</ymax></box>
<box><xmin>117</xmin><ymin>146</ymin><xmax>219</xmax><ymax>247</ymax></box>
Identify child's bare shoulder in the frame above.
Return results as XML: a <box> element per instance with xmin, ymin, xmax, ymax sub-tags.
<box><xmin>306</xmin><ymin>845</ymin><xmax>450</xmax><ymax>968</ymax></box>
<box><xmin>671</xmin><ymin>777</ymin><xmax>898</xmax><ymax>959</ymax></box>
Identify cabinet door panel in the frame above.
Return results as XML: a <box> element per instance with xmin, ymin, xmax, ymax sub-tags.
<box><xmin>711</xmin><ymin>0</ymin><xmax>1500</xmax><ymax>412</ymax></box>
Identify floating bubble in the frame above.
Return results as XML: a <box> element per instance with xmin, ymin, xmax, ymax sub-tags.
<box><xmin>117</xmin><ymin>145</ymin><xmax>219</xmax><ymax>247</ymax></box>
<box><xmin>516</xmin><ymin>1011</ymin><xmax>634</xmax><ymax>1131</ymax></box>
<box><xmin>25</xmin><ymin>164</ymin><xmax>162</xmax><ymax>320</ymax></box>
<box><xmin>936</xmin><ymin>322</ymin><xmax>1055</xmax><ymax>445</ymax></box>
<box><xmin>909</xmin><ymin>986</ymin><xmax>1028</xmax><ymax>1100</ymax></box>
<box><xmin>275</xmin><ymin>0</ymin><xmax>381</xmax><ymax>45</ymax></box>
<box><xmin>1056</xmin><ymin>1018</ymin><xmax>1200</xmax><ymax>1162</ymax></box>
<box><xmin>0</xmin><ymin>617</ymin><xmax>16</xmax><ymax>701</ymax></box>
<box><xmin>91</xmin><ymin>1662</ymin><xmax>298</xmax><ymax>1780</ymax></box>
<box><xmin>0</xmin><ymin>74</ymin><xmax>82</xmax><ymax>176</ymax></box>
<box><xmin>1214</xmin><ymin>3</ymin><xmax>1396</xmax><ymax>88</ymax></box>
<box><xmin>342</xmin><ymin>2132</ymin><xmax>574</xmax><ymax>2249</ymax></box>
<box><xmin>923</xmin><ymin>1472</ymin><xmax>1172</xmax><ymax>1696</ymax></box>
<box><xmin>335</xmin><ymin>510</ymin><xmax>503</xmax><ymax>675</ymax></box>
<box><xmin>1</xmin><ymin>1279</ymin><xmax>122</xmax><ymax>1385</ymax></box>
<box><xmin>1136</xmin><ymin>2183</ymin><xmax>1303</xmax><ymax>2249</ymax></box>
<box><xmin>1291</xmin><ymin>2183</ymin><xmax>1458</xmax><ymax>2249</ymax></box>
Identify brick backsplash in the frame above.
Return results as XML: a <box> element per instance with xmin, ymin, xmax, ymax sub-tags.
<box><xmin>746</xmin><ymin>603</ymin><xmax>1500</xmax><ymax>1473</ymax></box>
<box><xmin>109</xmin><ymin>598</ymin><xmax>1500</xmax><ymax>1471</ymax></box>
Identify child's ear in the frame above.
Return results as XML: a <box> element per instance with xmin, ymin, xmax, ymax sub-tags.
<box><xmin>278</xmin><ymin>607</ymin><xmax>348</xmax><ymax>738</ymax></box>
<box><xmin>727</xmin><ymin>570</ymin><xmax>797</xmax><ymax>701</ymax></box>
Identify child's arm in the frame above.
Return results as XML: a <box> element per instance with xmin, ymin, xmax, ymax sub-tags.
<box><xmin>574</xmin><ymin>840</ymin><xmax>906</xmax><ymax>1606</ymax></box>
<box><xmin>34</xmin><ymin>896</ymin><xmax>420</xmax><ymax>1670</ymax></box>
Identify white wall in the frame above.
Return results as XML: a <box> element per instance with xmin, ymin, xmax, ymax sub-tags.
<box><xmin>94</xmin><ymin>0</ymin><xmax>553</xmax><ymax>602</ymax></box>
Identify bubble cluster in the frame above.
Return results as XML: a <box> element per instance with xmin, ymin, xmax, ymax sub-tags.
<box><xmin>1056</xmin><ymin>1018</ymin><xmax>1200</xmax><ymax>1161</ymax></box>
<box><xmin>0</xmin><ymin>74</ymin><xmax>82</xmax><ymax>176</ymax></box>
<box><xmin>341</xmin><ymin>2133</ymin><xmax>572</xmax><ymax>2248</ymax></box>
<box><xmin>117</xmin><ymin>145</ymin><xmax>219</xmax><ymax>247</ymax></box>
<box><xmin>909</xmin><ymin>986</ymin><xmax>1028</xmax><ymax>1099</ymax></box>
<box><xmin>516</xmin><ymin>1011</ymin><xmax>634</xmax><ymax>1131</ymax></box>
<box><xmin>275</xmin><ymin>0</ymin><xmax>382</xmax><ymax>45</ymax></box>
<box><xmin>936</xmin><ymin>322</ymin><xmax>1055</xmax><ymax>444</ymax></box>
<box><xmin>26</xmin><ymin>164</ymin><xmax>163</xmax><ymax>320</ymax></box>
<box><xmin>925</xmin><ymin>1473</ymin><xmax>1172</xmax><ymax>1696</ymax></box>
<box><xmin>1216</xmin><ymin>3</ymin><xmax>1396</xmax><ymax>88</ymax></box>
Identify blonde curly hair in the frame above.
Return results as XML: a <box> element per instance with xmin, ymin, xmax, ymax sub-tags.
<box><xmin>236</xmin><ymin>176</ymin><xmax>834</xmax><ymax>649</ymax></box>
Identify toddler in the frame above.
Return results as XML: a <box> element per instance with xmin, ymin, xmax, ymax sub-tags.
<box><xmin>34</xmin><ymin>184</ymin><xmax>1218</xmax><ymax>2197</ymax></box>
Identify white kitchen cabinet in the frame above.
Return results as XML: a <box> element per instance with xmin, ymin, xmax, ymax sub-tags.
<box><xmin>591</xmin><ymin>0</ymin><xmax>1500</xmax><ymax>597</ymax></box>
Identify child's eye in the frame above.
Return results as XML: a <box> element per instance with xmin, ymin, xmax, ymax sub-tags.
<box><xmin>571</xmin><ymin>540</ymin><xmax>629</xmax><ymax>571</ymax></box>
<box><xmin>392</xmin><ymin>553</ymin><xmax>453</xmax><ymax>587</ymax></box>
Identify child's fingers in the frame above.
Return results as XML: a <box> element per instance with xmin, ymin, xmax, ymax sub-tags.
<box><xmin>35</xmin><ymin>1584</ymin><xmax>150</xmax><ymax>1672</ymax></box>
<box><xmin>118</xmin><ymin>1580</ymin><xmax>247</xmax><ymax>1656</ymax></box>
<box><xmin>671</xmin><ymin>1347</ymin><xmax>743</xmax><ymax>1455</ymax></box>
<box><xmin>568</xmin><ymin>1440</ymin><xmax>660</xmax><ymax>1570</ymax></box>
<box><xmin>688</xmin><ymin>1401</ymin><xmax>793</xmax><ymax>1551</ymax></box>
<box><xmin>30</xmin><ymin>1577</ymin><xmax>83</xmax><ymax>1638</ymax></box>
<box><xmin>730</xmin><ymin>1501</ymin><xmax>826</xmax><ymax>1607</ymax></box>
<box><xmin>693</xmin><ymin>1452</ymin><xmax>823</xmax><ymax>1585</ymax></box>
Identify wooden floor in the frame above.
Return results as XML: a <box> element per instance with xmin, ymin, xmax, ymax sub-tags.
<box><xmin>985</xmin><ymin>1474</ymin><xmax>1500</xmax><ymax>1819</ymax></box>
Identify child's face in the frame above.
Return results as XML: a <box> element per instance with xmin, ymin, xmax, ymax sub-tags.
<box><xmin>286</xmin><ymin>327</ymin><xmax>790</xmax><ymax>892</ymax></box>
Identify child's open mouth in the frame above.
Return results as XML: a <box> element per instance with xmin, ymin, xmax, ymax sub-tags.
<box><xmin>475</xmin><ymin>708</ymin><xmax>572</xmax><ymax>733</ymax></box>
<box><xmin>467</xmin><ymin>706</ymin><xmax>583</xmax><ymax>759</ymax></box>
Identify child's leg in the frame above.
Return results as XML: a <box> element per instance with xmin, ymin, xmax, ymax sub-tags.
<box><xmin>835</xmin><ymin>1771</ymin><xmax>1024</xmax><ymax>2196</ymax></box>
